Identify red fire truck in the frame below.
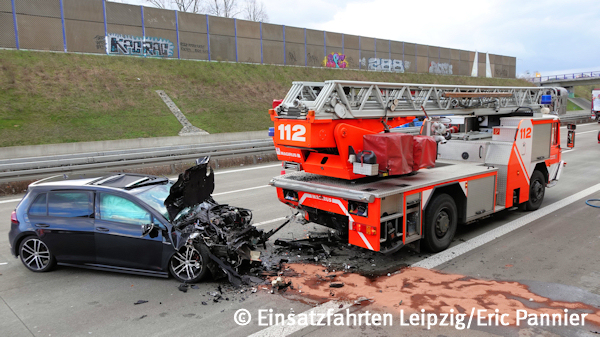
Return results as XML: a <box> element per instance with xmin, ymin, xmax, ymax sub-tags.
<box><xmin>269</xmin><ymin>81</ymin><xmax>568</xmax><ymax>253</ymax></box>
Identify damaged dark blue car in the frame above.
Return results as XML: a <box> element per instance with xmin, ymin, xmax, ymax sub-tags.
<box><xmin>8</xmin><ymin>158</ymin><xmax>263</xmax><ymax>284</ymax></box>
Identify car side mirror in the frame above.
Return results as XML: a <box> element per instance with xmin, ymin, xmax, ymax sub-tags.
<box><xmin>142</xmin><ymin>223</ymin><xmax>155</xmax><ymax>237</ymax></box>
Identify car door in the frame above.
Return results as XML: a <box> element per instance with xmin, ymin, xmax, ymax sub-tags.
<box><xmin>94</xmin><ymin>192</ymin><xmax>163</xmax><ymax>271</ymax></box>
<box><xmin>30</xmin><ymin>190</ymin><xmax>96</xmax><ymax>264</ymax></box>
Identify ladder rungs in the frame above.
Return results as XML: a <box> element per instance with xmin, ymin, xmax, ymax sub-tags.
<box><xmin>443</xmin><ymin>92</ymin><xmax>514</xmax><ymax>98</ymax></box>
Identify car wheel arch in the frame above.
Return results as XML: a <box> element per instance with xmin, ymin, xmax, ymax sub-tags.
<box><xmin>13</xmin><ymin>232</ymin><xmax>38</xmax><ymax>257</ymax></box>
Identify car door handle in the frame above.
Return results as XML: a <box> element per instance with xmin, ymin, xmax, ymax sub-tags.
<box><xmin>34</xmin><ymin>224</ymin><xmax>50</xmax><ymax>228</ymax></box>
<box><xmin>96</xmin><ymin>227</ymin><xmax>110</xmax><ymax>232</ymax></box>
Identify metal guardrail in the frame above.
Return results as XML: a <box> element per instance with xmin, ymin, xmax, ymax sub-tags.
<box><xmin>0</xmin><ymin>114</ymin><xmax>592</xmax><ymax>183</ymax></box>
<box><xmin>0</xmin><ymin>138</ymin><xmax>275</xmax><ymax>182</ymax></box>
<box><xmin>560</xmin><ymin>113</ymin><xmax>592</xmax><ymax>124</ymax></box>
<box><xmin>524</xmin><ymin>71</ymin><xmax>600</xmax><ymax>83</ymax></box>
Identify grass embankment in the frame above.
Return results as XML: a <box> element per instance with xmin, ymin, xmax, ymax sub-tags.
<box><xmin>0</xmin><ymin>50</ymin><xmax>531</xmax><ymax>147</ymax></box>
<box><xmin>567</xmin><ymin>100</ymin><xmax>583</xmax><ymax>111</ymax></box>
<box><xmin>574</xmin><ymin>84</ymin><xmax>597</xmax><ymax>100</ymax></box>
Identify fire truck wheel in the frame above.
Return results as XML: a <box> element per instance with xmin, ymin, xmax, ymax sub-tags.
<box><xmin>524</xmin><ymin>170</ymin><xmax>545</xmax><ymax>211</ymax></box>
<box><xmin>423</xmin><ymin>193</ymin><xmax>457</xmax><ymax>252</ymax></box>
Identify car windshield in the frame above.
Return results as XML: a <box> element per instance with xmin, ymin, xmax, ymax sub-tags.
<box><xmin>135</xmin><ymin>182</ymin><xmax>173</xmax><ymax>220</ymax></box>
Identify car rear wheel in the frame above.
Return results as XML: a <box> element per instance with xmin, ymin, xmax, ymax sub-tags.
<box><xmin>19</xmin><ymin>237</ymin><xmax>55</xmax><ymax>272</ymax></box>
<box><xmin>169</xmin><ymin>242</ymin><xmax>210</xmax><ymax>283</ymax></box>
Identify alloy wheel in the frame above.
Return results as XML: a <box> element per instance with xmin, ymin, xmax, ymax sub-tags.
<box><xmin>170</xmin><ymin>245</ymin><xmax>203</xmax><ymax>281</ymax></box>
<box><xmin>20</xmin><ymin>238</ymin><xmax>51</xmax><ymax>271</ymax></box>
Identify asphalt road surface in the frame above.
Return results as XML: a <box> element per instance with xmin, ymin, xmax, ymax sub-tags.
<box><xmin>1</xmin><ymin>123</ymin><xmax>600</xmax><ymax>337</ymax></box>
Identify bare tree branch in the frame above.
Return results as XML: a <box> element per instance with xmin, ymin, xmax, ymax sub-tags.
<box><xmin>242</xmin><ymin>0</ymin><xmax>268</xmax><ymax>22</ymax></box>
<box><xmin>145</xmin><ymin>0</ymin><xmax>204</xmax><ymax>13</ymax></box>
<box><xmin>146</xmin><ymin>0</ymin><xmax>169</xmax><ymax>9</ymax></box>
<box><xmin>205</xmin><ymin>0</ymin><xmax>240</xmax><ymax>18</ymax></box>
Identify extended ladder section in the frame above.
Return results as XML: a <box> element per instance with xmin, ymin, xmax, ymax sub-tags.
<box><xmin>276</xmin><ymin>80</ymin><xmax>568</xmax><ymax>119</ymax></box>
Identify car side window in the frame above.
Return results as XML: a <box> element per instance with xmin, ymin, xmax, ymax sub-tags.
<box><xmin>28</xmin><ymin>193</ymin><xmax>47</xmax><ymax>216</ymax></box>
<box><xmin>48</xmin><ymin>191</ymin><xmax>93</xmax><ymax>218</ymax></box>
<box><xmin>99</xmin><ymin>193</ymin><xmax>150</xmax><ymax>226</ymax></box>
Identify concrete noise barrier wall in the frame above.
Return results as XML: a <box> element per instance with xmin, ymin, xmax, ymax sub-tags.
<box><xmin>1</xmin><ymin>0</ymin><xmax>517</xmax><ymax>78</ymax></box>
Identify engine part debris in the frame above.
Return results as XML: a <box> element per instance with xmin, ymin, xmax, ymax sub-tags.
<box><xmin>165</xmin><ymin>158</ymin><xmax>268</xmax><ymax>286</ymax></box>
<box><xmin>134</xmin><ymin>300</ymin><xmax>148</xmax><ymax>305</ymax></box>
<box><xmin>178</xmin><ymin>284</ymin><xmax>189</xmax><ymax>293</ymax></box>
<box><xmin>329</xmin><ymin>282</ymin><xmax>344</xmax><ymax>288</ymax></box>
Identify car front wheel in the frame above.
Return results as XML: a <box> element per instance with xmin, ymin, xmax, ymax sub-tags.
<box><xmin>169</xmin><ymin>242</ymin><xmax>210</xmax><ymax>283</ymax></box>
<box><xmin>19</xmin><ymin>236</ymin><xmax>55</xmax><ymax>272</ymax></box>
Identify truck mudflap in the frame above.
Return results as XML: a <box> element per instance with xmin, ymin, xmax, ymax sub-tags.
<box><xmin>547</xmin><ymin>160</ymin><xmax>566</xmax><ymax>188</ymax></box>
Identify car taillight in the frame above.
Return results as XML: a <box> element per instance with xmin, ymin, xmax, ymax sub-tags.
<box><xmin>11</xmin><ymin>210</ymin><xmax>19</xmax><ymax>225</ymax></box>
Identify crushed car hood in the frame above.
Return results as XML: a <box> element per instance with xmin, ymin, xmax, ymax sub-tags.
<box><xmin>164</xmin><ymin>158</ymin><xmax>215</xmax><ymax>221</ymax></box>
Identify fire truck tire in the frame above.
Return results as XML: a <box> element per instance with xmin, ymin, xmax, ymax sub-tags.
<box><xmin>524</xmin><ymin>170</ymin><xmax>545</xmax><ymax>211</ymax></box>
<box><xmin>423</xmin><ymin>193</ymin><xmax>457</xmax><ymax>252</ymax></box>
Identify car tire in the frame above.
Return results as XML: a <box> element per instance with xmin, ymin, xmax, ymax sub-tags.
<box><xmin>19</xmin><ymin>236</ymin><xmax>56</xmax><ymax>272</ymax></box>
<box><xmin>169</xmin><ymin>242</ymin><xmax>210</xmax><ymax>283</ymax></box>
<box><xmin>423</xmin><ymin>193</ymin><xmax>458</xmax><ymax>253</ymax></box>
<box><xmin>524</xmin><ymin>170</ymin><xmax>545</xmax><ymax>211</ymax></box>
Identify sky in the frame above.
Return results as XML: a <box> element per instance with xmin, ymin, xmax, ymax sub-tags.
<box><xmin>116</xmin><ymin>0</ymin><xmax>600</xmax><ymax>77</ymax></box>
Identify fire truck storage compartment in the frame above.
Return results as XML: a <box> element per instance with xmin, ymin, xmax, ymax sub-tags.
<box><xmin>437</xmin><ymin>141</ymin><xmax>489</xmax><ymax>163</ymax></box>
<box><xmin>363</xmin><ymin>133</ymin><xmax>414</xmax><ymax>175</ymax></box>
<box><xmin>466</xmin><ymin>175</ymin><xmax>496</xmax><ymax>220</ymax></box>
<box><xmin>380</xmin><ymin>193</ymin><xmax>403</xmax><ymax>243</ymax></box>
<box><xmin>531</xmin><ymin>123</ymin><xmax>552</xmax><ymax>161</ymax></box>
<box><xmin>405</xmin><ymin>193</ymin><xmax>421</xmax><ymax>238</ymax></box>
<box><xmin>413</xmin><ymin>135</ymin><xmax>437</xmax><ymax>171</ymax></box>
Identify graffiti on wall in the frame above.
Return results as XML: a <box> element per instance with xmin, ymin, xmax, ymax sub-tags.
<box><xmin>306</xmin><ymin>53</ymin><xmax>320</xmax><ymax>66</ymax></box>
<box><xmin>363</xmin><ymin>58</ymin><xmax>410</xmax><ymax>73</ymax></box>
<box><xmin>94</xmin><ymin>35</ymin><xmax>105</xmax><ymax>50</ymax></box>
<box><xmin>323</xmin><ymin>52</ymin><xmax>348</xmax><ymax>68</ymax></box>
<box><xmin>494</xmin><ymin>68</ymin><xmax>508</xmax><ymax>77</ymax></box>
<box><xmin>180</xmin><ymin>42</ymin><xmax>207</xmax><ymax>55</ymax></box>
<box><xmin>106</xmin><ymin>33</ymin><xmax>174</xmax><ymax>57</ymax></box>
<box><xmin>429</xmin><ymin>61</ymin><xmax>453</xmax><ymax>75</ymax></box>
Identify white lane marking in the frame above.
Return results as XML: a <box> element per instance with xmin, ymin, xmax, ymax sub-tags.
<box><xmin>0</xmin><ymin>198</ymin><xmax>21</xmax><ymax>204</ymax></box>
<box><xmin>0</xmin><ymin>262</ymin><xmax>7</xmax><ymax>265</ymax></box>
<box><xmin>253</xmin><ymin>217</ymin><xmax>287</xmax><ymax>226</ymax></box>
<box><xmin>212</xmin><ymin>185</ymin><xmax>269</xmax><ymax>196</ymax></box>
<box><xmin>248</xmin><ymin>301</ymin><xmax>352</xmax><ymax>337</ymax></box>
<box><xmin>214</xmin><ymin>164</ymin><xmax>281</xmax><ymax>175</ymax></box>
<box><xmin>577</xmin><ymin>130</ymin><xmax>598</xmax><ymax>135</ymax></box>
<box><xmin>413</xmin><ymin>182</ymin><xmax>600</xmax><ymax>269</ymax></box>
<box><xmin>562</xmin><ymin>149</ymin><xmax>576</xmax><ymax>154</ymax></box>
